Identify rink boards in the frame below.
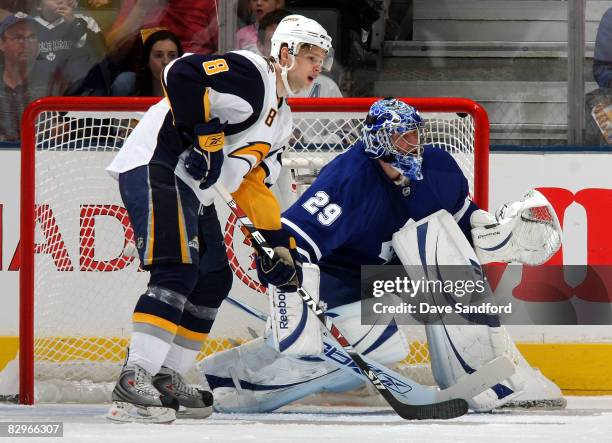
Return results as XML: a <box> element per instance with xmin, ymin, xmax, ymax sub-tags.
<box><xmin>0</xmin><ymin>149</ymin><xmax>611</xmax><ymax>396</ymax></box>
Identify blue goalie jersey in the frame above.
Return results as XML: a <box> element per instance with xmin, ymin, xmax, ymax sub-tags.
<box><xmin>281</xmin><ymin>141</ymin><xmax>479</xmax><ymax>271</ymax></box>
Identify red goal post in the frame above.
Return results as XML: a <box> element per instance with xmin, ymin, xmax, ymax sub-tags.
<box><xmin>19</xmin><ymin>96</ymin><xmax>489</xmax><ymax>404</ymax></box>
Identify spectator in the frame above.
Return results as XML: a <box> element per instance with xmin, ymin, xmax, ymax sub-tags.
<box><xmin>0</xmin><ymin>12</ymin><xmax>63</xmax><ymax>141</ymax></box>
<box><xmin>585</xmin><ymin>6</ymin><xmax>612</xmax><ymax>145</ymax></box>
<box><xmin>86</xmin><ymin>0</ymin><xmax>111</xmax><ymax>7</ymax></box>
<box><xmin>106</xmin><ymin>0</ymin><xmax>218</xmax><ymax>55</ymax></box>
<box><xmin>32</xmin><ymin>0</ymin><xmax>105</xmax><ymax>90</ymax></box>
<box><xmin>0</xmin><ymin>1</ymin><xmax>36</xmax><ymax>20</ymax></box>
<box><xmin>236</xmin><ymin>0</ymin><xmax>252</xmax><ymax>28</ymax></box>
<box><xmin>254</xmin><ymin>7</ymin><xmax>288</xmax><ymax>57</ymax></box>
<box><xmin>256</xmin><ymin>8</ymin><xmax>342</xmax><ymax>98</ymax></box>
<box><xmin>236</xmin><ymin>0</ymin><xmax>283</xmax><ymax>54</ymax></box>
<box><xmin>286</xmin><ymin>0</ymin><xmax>380</xmax><ymax>68</ymax></box>
<box><xmin>111</xmin><ymin>27</ymin><xmax>182</xmax><ymax>96</ymax></box>
<box><xmin>72</xmin><ymin>0</ymin><xmax>106</xmax><ymax>40</ymax></box>
<box><xmin>594</xmin><ymin>6</ymin><xmax>612</xmax><ymax>89</ymax></box>
<box><xmin>85</xmin><ymin>0</ymin><xmax>217</xmax><ymax>97</ymax></box>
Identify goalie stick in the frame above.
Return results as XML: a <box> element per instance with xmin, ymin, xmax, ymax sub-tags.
<box><xmin>223</xmin><ymin>295</ymin><xmax>517</xmax><ymax>408</ymax></box>
<box><xmin>213</xmin><ymin>183</ymin><xmax>474</xmax><ymax>420</ymax></box>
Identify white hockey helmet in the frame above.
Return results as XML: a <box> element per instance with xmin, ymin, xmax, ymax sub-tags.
<box><xmin>270</xmin><ymin>14</ymin><xmax>333</xmax><ymax>71</ymax></box>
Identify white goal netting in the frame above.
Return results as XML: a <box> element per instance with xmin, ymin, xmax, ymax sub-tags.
<box><xmin>21</xmin><ymin>97</ymin><xmax>487</xmax><ymax>403</ymax></box>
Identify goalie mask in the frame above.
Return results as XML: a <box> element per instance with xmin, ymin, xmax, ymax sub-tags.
<box><xmin>270</xmin><ymin>14</ymin><xmax>333</xmax><ymax>96</ymax></box>
<box><xmin>362</xmin><ymin>98</ymin><xmax>427</xmax><ymax>181</ymax></box>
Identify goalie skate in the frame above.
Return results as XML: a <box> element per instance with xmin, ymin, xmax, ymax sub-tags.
<box><xmin>153</xmin><ymin>367</ymin><xmax>214</xmax><ymax>418</ymax></box>
<box><xmin>106</xmin><ymin>364</ymin><xmax>178</xmax><ymax>424</ymax></box>
<box><xmin>500</xmin><ymin>366</ymin><xmax>567</xmax><ymax>410</ymax></box>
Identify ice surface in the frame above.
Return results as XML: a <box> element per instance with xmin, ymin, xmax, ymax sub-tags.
<box><xmin>0</xmin><ymin>397</ymin><xmax>610</xmax><ymax>442</ymax></box>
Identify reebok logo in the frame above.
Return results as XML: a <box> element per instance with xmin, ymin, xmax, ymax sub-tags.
<box><xmin>277</xmin><ymin>292</ymin><xmax>289</xmax><ymax>329</ymax></box>
<box><xmin>477</xmin><ymin>231</ymin><xmax>500</xmax><ymax>239</ymax></box>
<box><xmin>199</xmin><ymin>133</ymin><xmax>224</xmax><ymax>152</ymax></box>
<box><xmin>204</xmin><ymin>135</ymin><xmax>223</xmax><ymax>147</ymax></box>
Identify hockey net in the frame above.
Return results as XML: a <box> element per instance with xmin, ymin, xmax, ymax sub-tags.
<box><xmin>19</xmin><ymin>97</ymin><xmax>489</xmax><ymax>404</ymax></box>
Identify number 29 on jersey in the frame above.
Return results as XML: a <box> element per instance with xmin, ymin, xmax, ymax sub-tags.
<box><xmin>302</xmin><ymin>191</ymin><xmax>342</xmax><ymax>226</ymax></box>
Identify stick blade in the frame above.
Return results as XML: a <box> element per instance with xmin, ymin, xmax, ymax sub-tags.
<box><xmin>397</xmin><ymin>398</ymin><xmax>469</xmax><ymax>420</ymax></box>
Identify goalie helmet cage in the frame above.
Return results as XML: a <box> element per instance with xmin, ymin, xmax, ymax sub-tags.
<box><xmin>19</xmin><ymin>96</ymin><xmax>489</xmax><ymax>405</ymax></box>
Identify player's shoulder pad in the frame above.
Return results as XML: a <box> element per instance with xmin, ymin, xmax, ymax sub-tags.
<box><xmin>165</xmin><ymin>51</ymin><xmax>268</xmax><ymax>102</ymax></box>
<box><xmin>231</xmin><ymin>50</ymin><xmax>277</xmax><ymax>75</ymax></box>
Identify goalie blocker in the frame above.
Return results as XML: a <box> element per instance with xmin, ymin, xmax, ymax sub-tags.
<box><xmin>392</xmin><ymin>204</ymin><xmax>564</xmax><ymax>411</ymax></box>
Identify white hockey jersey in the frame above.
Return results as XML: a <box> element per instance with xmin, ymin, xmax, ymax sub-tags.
<box><xmin>107</xmin><ymin>50</ymin><xmax>292</xmax><ymax>228</ymax></box>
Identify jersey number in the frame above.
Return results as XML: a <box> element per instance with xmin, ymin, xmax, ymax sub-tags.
<box><xmin>302</xmin><ymin>191</ymin><xmax>342</xmax><ymax>226</ymax></box>
<box><xmin>265</xmin><ymin>108</ymin><xmax>277</xmax><ymax>127</ymax></box>
<box><xmin>203</xmin><ymin>59</ymin><xmax>229</xmax><ymax>75</ymax></box>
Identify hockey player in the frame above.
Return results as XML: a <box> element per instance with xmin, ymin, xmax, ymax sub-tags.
<box><xmin>201</xmin><ymin>98</ymin><xmax>565</xmax><ymax>413</ymax></box>
<box><xmin>105</xmin><ymin>15</ymin><xmax>333</xmax><ymax>423</ymax></box>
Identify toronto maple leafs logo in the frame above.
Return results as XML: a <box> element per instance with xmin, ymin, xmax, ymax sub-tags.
<box><xmin>188</xmin><ymin>236</ymin><xmax>199</xmax><ymax>251</ymax></box>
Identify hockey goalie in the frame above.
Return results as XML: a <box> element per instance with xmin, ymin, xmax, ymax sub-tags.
<box><xmin>201</xmin><ymin>98</ymin><xmax>565</xmax><ymax>413</ymax></box>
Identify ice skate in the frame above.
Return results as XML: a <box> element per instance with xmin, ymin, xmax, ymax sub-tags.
<box><xmin>107</xmin><ymin>364</ymin><xmax>178</xmax><ymax>424</ymax></box>
<box><xmin>153</xmin><ymin>366</ymin><xmax>213</xmax><ymax>418</ymax></box>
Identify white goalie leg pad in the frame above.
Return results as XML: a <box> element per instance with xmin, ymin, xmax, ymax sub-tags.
<box><xmin>267</xmin><ymin>263</ymin><xmax>324</xmax><ymax>356</ymax></box>
<box><xmin>426</xmin><ymin>324</ymin><xmax>524</xmax><ymax>411</ymax></box>
<box><xmin>328</xmin><ymin>298</ymin><xmax>410</xmax><ymax>366</ymax></box>
<box><xmin>427</xmin><ymin>325</ymin><xmax>565</xmax><ymax>410</ymax></box>
<box><xmin>471</xmin><ymin>189</ymin><xmax>562</xmax><ymax>266</ymax></box>
<box><xmin>392</xmin><ymin>210</ymin><xmax>523</xmax><ymax>411</ymax></box>
<box><xmin>200</xmin><ymin>298</ymin><xmax>411</xmax><ymax>412</ymax></box>
<box><xmin>200</xmin><ymin>336</ymin><xmax>348</xmax><ymax>413</ymax></box>
<box><xmin>392</xmin><ymin>209</ymin><xmax>484</xmax><ymax>282</ymax></box>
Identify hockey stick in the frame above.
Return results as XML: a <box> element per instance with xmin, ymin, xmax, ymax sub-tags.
<box><xmin>213</xmin><ymin>182</ymin><xmax>468</xmax><ymax>420</ymax></box>
<box><xmin>224</xmin><ymin>295</ymin><xmax>516</xmax><ymax>405</ymax></box>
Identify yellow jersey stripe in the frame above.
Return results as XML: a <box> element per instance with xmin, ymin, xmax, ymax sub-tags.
<box><xmin>228</xmin><ymin>142</ymin><xmax>271</xmax><ymax>165</ymax></box>
<box><xmin>203</xmin><ymin>87</ymin><xmax>211</xmax><ymax>123</ymax></box>
<box><xmin>145</xmin><ymin>181</ymin><xmax>155</xmax><ymax>265</ymax></box>
<box><xmin>175</xmin><ymin>180</ymin><xmax>191</xmax><ymax>264</ymax></box>
<box><xmin>132</xmin><ymin>313</ymin><xmax>178</xmax><ymax>335</ymax></box>
<box><xmin>176</xmin><ymin>326</ymin><xmax>208</xmax><ymax>342</ymax></box>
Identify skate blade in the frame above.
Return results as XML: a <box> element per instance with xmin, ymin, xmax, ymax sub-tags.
<box><xmin>176</xmin><ymin>404</ymin><xmax>213</xmax><ymax>419</ymax></box>
<box><xmin>106</xmin><ymin>401</ymin><xmax>176</xmax><ymax>424</ymax></box>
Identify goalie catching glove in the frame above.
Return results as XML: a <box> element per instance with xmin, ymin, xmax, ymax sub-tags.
<box><xmin>255</xmin><ymin>229</ymin><xmax>303</xmax><ymax>292</ymax></box>
<box><xmin>183</xmin><ymin>118</ymin><xmax>227</xmax><ymax>189</ymax></box>
<box><xmin>471</xmin><ymin>189</ymin><xmax>562</xmax><ymax>266</ymax></box>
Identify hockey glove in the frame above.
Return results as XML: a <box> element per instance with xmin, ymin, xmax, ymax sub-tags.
<box><xmin>183</xmin><ymin>118</ymin><xmax>227</xmax><ymax>189</ymax></box>
<box><xmin>255</xmin><ymin>229</ymin><xmax>303</xmax><ymax>292</ymax></box>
